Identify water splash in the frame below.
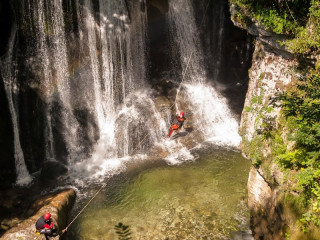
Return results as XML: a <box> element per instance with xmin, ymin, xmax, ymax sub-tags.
<box><xmin>185</xmin><ymin>83</ymin><xmax>241</xmax><ymax>147</ymax></box>
<box><xmin>69</xmin><ymin>90</ymin><xmax>168</xmax><ymax>182</ymax></box>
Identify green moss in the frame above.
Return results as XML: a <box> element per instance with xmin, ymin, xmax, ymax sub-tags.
<box><xmin>244</xmin><ymin>106</ymin><xmax>252</xmax><ymax>112</ymax></box>
<box><xmin>242</xmin><ymin>136</ymin><xmax>265</xmax><ymax>167</ymax></box>
<box><xmin>269</xmin><ymin>68</ymin><xmax>320</xmax><ymax>229</ymax></box>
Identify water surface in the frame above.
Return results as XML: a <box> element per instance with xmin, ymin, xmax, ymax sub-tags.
<box><xmin>67</xmin><ymin>147</ymin><xmax>251</xmax><ymax>240</ymax></box>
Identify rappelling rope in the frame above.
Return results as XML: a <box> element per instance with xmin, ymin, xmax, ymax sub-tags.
<box><xmin>60</xmin><ymin>177</ymin><xmax>112</xmax><ymax>235</ymax></box>
<box><xmin>59</xmin><ymin>0</ymin><xmax>211</xmax><ymax>236</ymax></box>
<box><xmin>59</xmin><ymin>132</ymin><xmax>150</xmax><ymax>236</ymax></box>
<box><xmin>170</xmin><ymin>50</ymin><xmax>194</xmax><ymax>110</ymax></box>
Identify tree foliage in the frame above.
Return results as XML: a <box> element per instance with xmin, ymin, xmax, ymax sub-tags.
<box><xmin>273</xmin><ymin>71</ymin><xmax>320</xmax><ymax>229</ymax></box>
<box><xmin>230</xmin><ymin>0</ymin><xmax>320</xmax><ymax>54</ymax></box>
<box><xmin>231</xmin><ymin>0</ymin><xmax>320</xmax><ymax>230</ymax></box>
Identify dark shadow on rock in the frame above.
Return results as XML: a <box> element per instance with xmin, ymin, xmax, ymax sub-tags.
<box><xmin>40</xmin><ymin>160</ymin><xmax>68</xmax><ymax>182</ymax></box>
<box><xmin>184</xmin><ymin>127</ymin><xmax>194</xmax><ymax>133</ymax></box>
<box><xmin>172</xmin><ymin>131</ymin><xmax>189</xmax><ymax>140</ymax></box>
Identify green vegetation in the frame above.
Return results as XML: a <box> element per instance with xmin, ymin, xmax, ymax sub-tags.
<box><xmin>286</xmin><ymin>0</ymin><xmax>320</xmax><ymax>54</ymax></box>
<box><xmin>243</xmin><ymin>67</ymin><xmax>320</xmax><ymax>231</ymax></box>
<box><xmin>272</xmin><ymin>70</ymin><xmax>320</xmax><ymax>229</ymax></box>
<box><xmin>230</xmin><ymin>0</ymin><xmax>320</xmax><ymax>54</ymax></box>
<box><xmin>230</xmin><ymin>0</ymin><xmax>310</xmax><ymax>33</ymax></box>
<box><xmin>114</xmin><ymin>222</ymin><xmax>132</xmax><ymax>240</ymax></box>
<box><xmin>231</xmin><ymin>0</ymin><xmax>320</xmax><ymax>231</ymax></box>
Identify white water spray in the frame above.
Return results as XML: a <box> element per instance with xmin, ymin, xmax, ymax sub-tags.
<box><xmin>24</xmin><ymin>0</ymin><xmax>79</xmax><ymax>161</ymax></box>
<box><xmin>168</xmin><ymin>0</ymin><xmax>206</xmax><ymax>84</ymax></box>
<box><xmin>167</xmin><ymin>0</ymin><xmax>241</xmax><ymax>147</ymax></box>
<box><xmin>185</xmin><ymin>83</ymin><xmax>241</xmax><ymax>146</ymax></box>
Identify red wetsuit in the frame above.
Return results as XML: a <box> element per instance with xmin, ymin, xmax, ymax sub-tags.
<box><xmin>167</xmin><ymin>113</ymin><xmax>186</xmax><ymax>137</ymax></box>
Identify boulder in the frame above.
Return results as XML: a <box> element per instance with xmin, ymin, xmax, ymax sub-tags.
<box><xmin>1</xmin><ymin>189</ymin><xmax>75</xmax><ymax>240</ymax></box>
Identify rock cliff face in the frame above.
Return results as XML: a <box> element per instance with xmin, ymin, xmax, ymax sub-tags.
<box><xmin>241</xmin><ymin>37</ymin><xmax>295</xmax><ymax>240</ymax></box>
<box><xmin>229</xmin><ymin>2</ymin><xmax>320</xmax><ymax>240</ymax></box>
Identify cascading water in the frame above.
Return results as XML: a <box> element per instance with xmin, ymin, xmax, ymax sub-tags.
<box><xmin>0</xmin><ymin>0</ymin><xmax>248</xmax><ymax>186</ymax></box>
<box><xmin>22</xmin><ymin>0</ymin><xmax>80</xmax><ymax>162</ymax></box>
<box><xmin>0</xmin><ymin>24</ymin><xmax>33</xmax><ymax>186</ymax></box>
<box><xmin>167</xmin><ymin>0</ymin><xmax>206</xmax><ymax>84</ymax></box>
<box><xmin>1</xmin><ymin>0</ymin><xmax>169</xmax><ymax>185</ymax></box>
<box><xmin>0</xmin><ymin>1</ymin><xmax>254</xmax><ymax>239</ymax></box>
<box><xmin>167</xmin><ymin>0</ymin><xmax>241</xmax><ymax>147</ymax></box>
<box><xmin>66</xmin><ymin>0</ymin><xmax>172</xmax><ymax>183</ymax></box>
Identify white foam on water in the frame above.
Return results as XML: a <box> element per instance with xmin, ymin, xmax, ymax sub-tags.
<box><xmin>164</xmin><ymin>147</ymin><xmax>195</xmax><ymax>165</ymax></box>
<box><xmin>184</xmin><ymin>83</ymin><xmax>241</xmax><ymax>147</ymax></box>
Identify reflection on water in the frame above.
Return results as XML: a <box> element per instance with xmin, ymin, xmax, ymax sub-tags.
<box><xmin>67</xmin><ymin>148</ymin><xmax>252</xmax><ymax>240</ymax></box>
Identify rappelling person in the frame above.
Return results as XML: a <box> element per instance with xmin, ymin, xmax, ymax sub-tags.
<box><xmin>35</xmin><ymin>212</ymin><xmax>58</xmax><ymax>239</ymax></box>
<box><xmin>167</xmin><ymin>112</ymin><xmax>186</xmax><ymax>137</ymax></box>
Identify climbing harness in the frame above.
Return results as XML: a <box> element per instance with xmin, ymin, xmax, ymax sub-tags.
<box><xmin>34</xmin><ymin>228</ymin><xmax>40</xmax><ymax>236</ymax></box>
<box><xmin>59</xmin><ymin>0</ymin><xmax>211</xmax><ymax>236</ymax></box>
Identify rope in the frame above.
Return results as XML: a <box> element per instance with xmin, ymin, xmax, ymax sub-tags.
<box><xmin>60</xmin><ymin>129</ymin><xmax>152</xmax><ymax>236</ymax></box>
<box><xmin>130</xmin><ymin>132</ymin><xmax>151</xmax><ymax>155</ymax></box>
<box><xmin>171</xmin><ymin>50</ymin><xmax>194</xmax><ymax>109</ymax></box>
<box><xmin>60</xmin><ymin>178</ymin><xmax>112</xmax><ymax>235</ymax></box>
<box><xmin>284</xmin><ymin>0</ymin><xmax>297</xmax><ymax>25</ymax></box>
<box><xmin>59</xmin><ymin>0</ymin><xmax>211</xmax><ymax>236</ymax></box>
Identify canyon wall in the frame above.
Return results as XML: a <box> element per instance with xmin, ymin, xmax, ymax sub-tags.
<box><xmin>229</xmin><ymin>2</ymin><xmax>320</xmax><ymax>239</ymax></box>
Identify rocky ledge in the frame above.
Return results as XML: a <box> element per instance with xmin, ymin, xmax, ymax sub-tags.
<box><xmin>1</xmin><ymin>189</ymin><xmax>75</xmax><ymax>240</ymax></box>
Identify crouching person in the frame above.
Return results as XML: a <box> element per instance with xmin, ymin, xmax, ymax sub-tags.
<box><xmin>35</xmin><ymin>212</ymin><xmax>58</xmax><ymax>239</ymax></box>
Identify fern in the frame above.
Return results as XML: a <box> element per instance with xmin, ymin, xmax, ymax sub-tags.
<box><xmin>114</xmin><ymin>222</ymin><xmax>132</xmax><ymax>240</ymax></box>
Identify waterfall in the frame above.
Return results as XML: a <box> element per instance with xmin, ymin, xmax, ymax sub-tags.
<box><xmin>167</xmin><ymin>0</ymin><xmax>241</xmax><ymax>146</ymax></box>
<box><xmin>0</xmin><ymin>0</ymin><xmax>249</xmax><ymax>185</ymax></box>
<box><xmin>22</xmin><ymin>0</ymin><xmax>79</xmax><ymax>161</ymax></box>
<box><xmin>2</xmin><ymin>0</ymin><xmax>160</xmax><ymax>182</ymax></box>
<box><xmin>167</xmin><ymin>0</ymin><xmax>206</xmax><ymax>84</ymax></box>
<box><xmin>1</xmin><ymin>24</ymin><xmax>33</xmax><ymax>186</ymax></box>
<box><xmin>24</xmin><ymin>0</ymin><xmax>55</xmax><ymax>160</ymax></box>
<box><xmin>66</xmin><ymin>0</ymin><xmax>169</xmax><ymax>182</ymax></box>
<box><xmin>72</xmin><ymin>0</ymin><xmax>151</xmax><ymax>158</ymax></box>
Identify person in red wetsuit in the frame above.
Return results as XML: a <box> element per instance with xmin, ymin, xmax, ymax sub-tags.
<box><xmin>35</xmin><ymin>212</ymin><xmax>58</xmax><ymax>239</ymax></box>
<box><xmin>167</xmin><ymin>112</ymin><xmax>186</xmax><ymax>137</ymax></box>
